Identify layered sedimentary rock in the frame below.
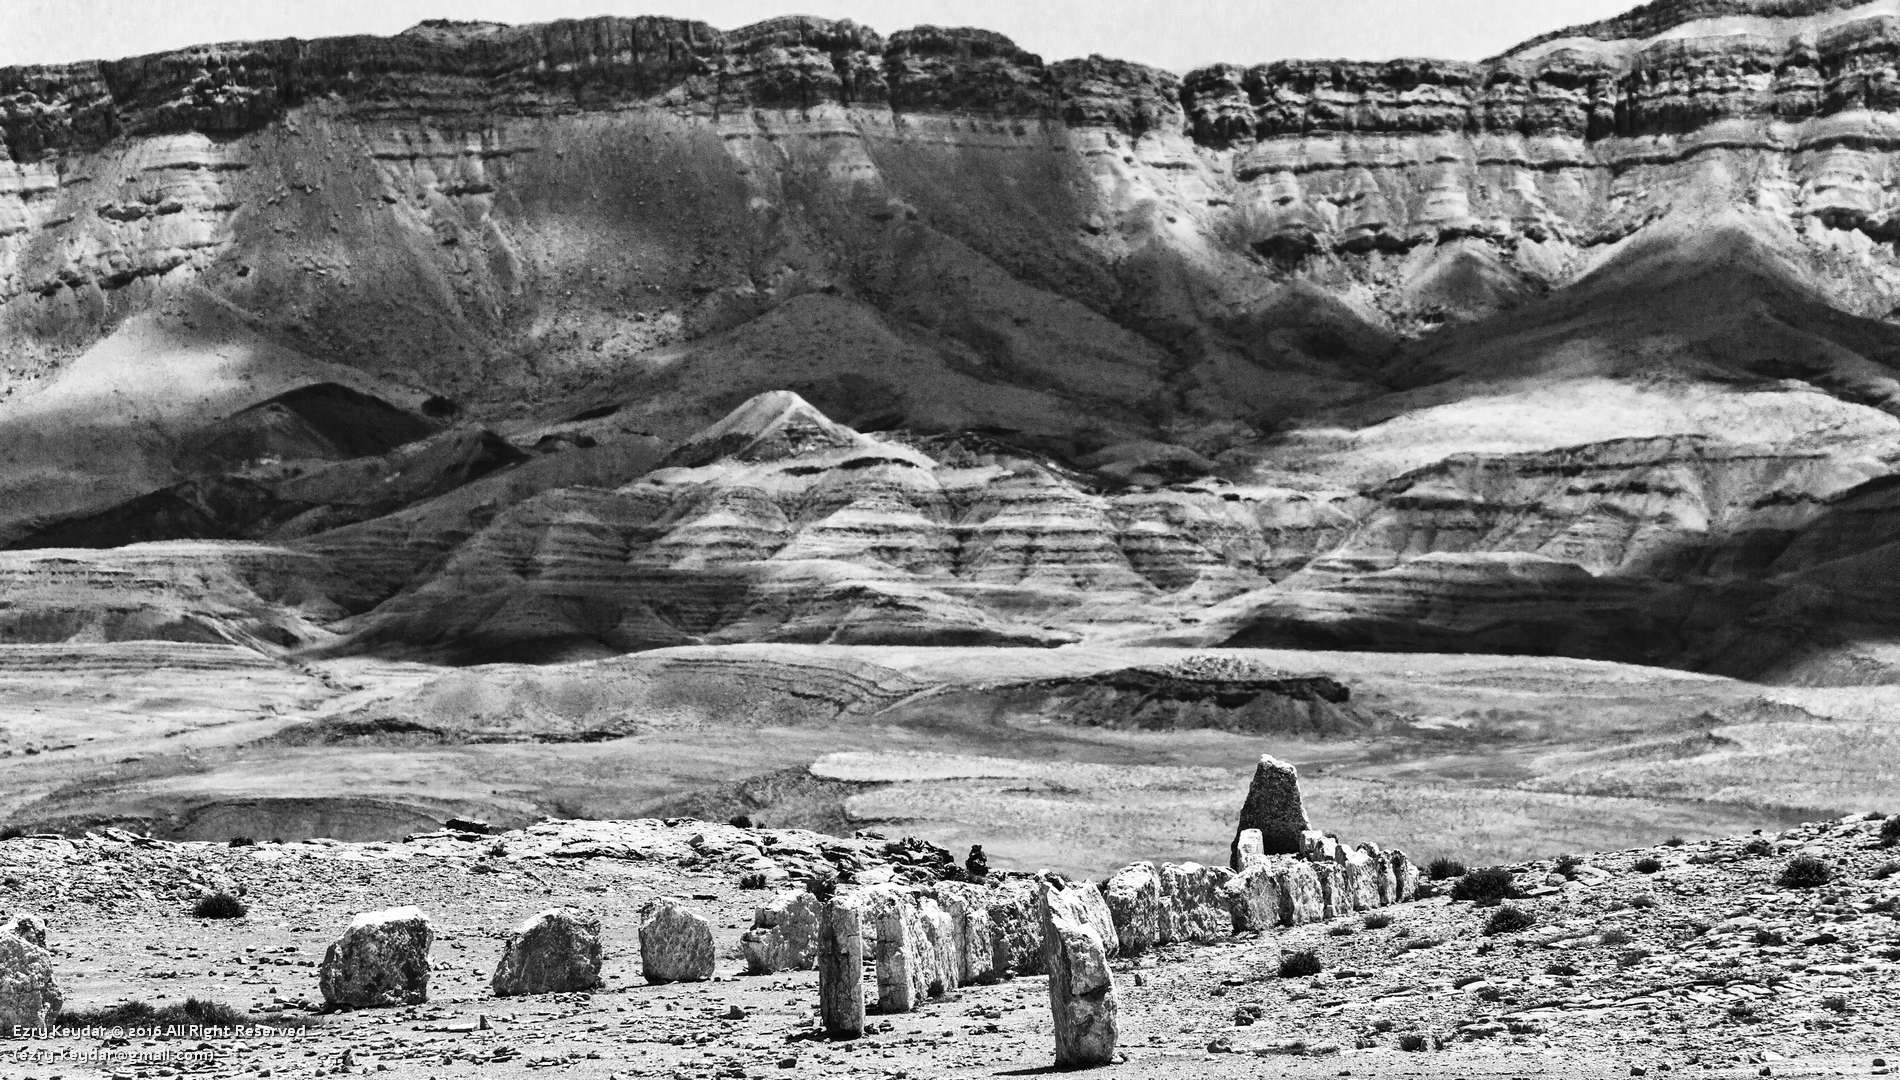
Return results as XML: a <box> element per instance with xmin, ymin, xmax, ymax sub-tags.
<box><xmin>10</xmin><ymin>3</ymin><xmax>1900</xmax><ymax>679</ymax></box>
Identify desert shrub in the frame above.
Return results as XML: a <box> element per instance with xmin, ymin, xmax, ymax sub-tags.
<box><xmin>226</xmin><ymin>836</ymin><xmax>255</xmax><ymax>848</ymax></box>
<box><xmin>1554</xmin><ymin>853</ymin><xmax>1585</xmax><ymax>879</ymax></box>
<box><xmin>1626</xmin><ymin>893</ymin><xmax>1658</xmax><ymax>909</ymax></box>
<box><xmin>1726</xmin><ymin>1001</ymin><xmax>1757</xmax><ymax>1022</ymax></box>
<box><xmin>738</xmin><ymin>871</ymin><xmax>768</xmax><ymax>890</ymax></box>
<box><xmin>1450</xmin><ymin>867</ymin><xmax>1517</xmax><ymax>905</ymax></box>
<box><xmin>1427</xmin><ymin>856</ymin><xmax>1467</xmax><ymax>881</ymax></box>
<box><xmin>1631</xmin><ymin>856</ymin><xmax>1664</xmax><ymax>874</ymax></box>
<box><xmin>727</xmin><ymin>814</ymin><xmax>755</xmax><ymax>829</ymax></box>
<box><xmin>1740</xmin><ymin>837</ymin><xmax>1773</xmax><ymax>857</ymax></box>
<box><xmin>56</xmin><ymin>997</ymin><xmax>303</xmax><ymax>1031</ymax></box>
<box><xmin>1882</xmin><ymin>816</ymin><xmax>1900</xmax><ymax>847</ymax></box>
<box><xmin>1776</xmin><ymin>854</ymin><xmax>1833</xmax><ymax>889</ymax></box>
<box><xmin>1362</xmin><ymin>912</ymin><xmax>1393</xmax><ymax>930</ymax></box>
<box><xmin>1484</xmin><ymin>904</ymin><xmax>1537</xmax><ymax>936</ymax></box>
<box><xmin>1328</xmin><ymin>924</ymin><xmax>1356</xmax><ymax>937</ymax></box>
<box><xmin>1616</xmin><ymin>948</ymin><xmax>1650</xmax><ymax>969</ymax></box>
<box><xmin>1598</xmin><ymin>927</ymin><xmax>1633</xmax><ymax>947</ymax></box>
<box><xmin>1399</xmin><ymin>1033</ymin><xmax>1429</xmax><ymax>1052</ymax></box>
<box><xmin>1821</xmin><ymin>994</ymin><xmax>1849</xmax><ymax>1013</ymax></box>
<box><xmin>1279</xmin><ymin>949</ymin><xmax>1322</xmax><ymax>977</ymax></box>
<box><xmin>1545</xmin><ymin>962</ymin><xmax>1580</xmax><ymax>976</ymax></box>
<box><xmin>0</xmin><ymin>826</ymin><xmax>24</xmax><ymax>841</ymax></box>
<box><xmin>806</xmin><ymin>869</ymin><xmax>839</xmax><ymax>903</ymax></box>
<box><xmin>1753</xmin><ymin>928</ymin><xmax>1786</xmax><ymax>946</ymax></box>
<box><xmin>1873</xmin><ymin>861</ymin><xmax>1900</xmax><ymax>881</ymax></box>
<box><xmin>1401</xmin><ymin>937</ymin><xmax>1442</xmax><ymax>951</ymax></box>
<box><xmin>192</xmin><ymin>892</ymin><xmax>247</xmax><ymax>920</ymax></box>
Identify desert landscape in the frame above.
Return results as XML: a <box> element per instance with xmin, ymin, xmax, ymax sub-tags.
<box><xmin>4</xmin><ymin>0</ymin><xmax>1900</xmax><ymax>1074</ymax></box>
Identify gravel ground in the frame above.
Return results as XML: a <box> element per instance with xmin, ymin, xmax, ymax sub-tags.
<box><xmin>0</xmin><ymin>815</ymin><xmax>1895</xmax><ymax>1078</ymax></box>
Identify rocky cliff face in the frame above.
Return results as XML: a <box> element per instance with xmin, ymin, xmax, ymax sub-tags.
<box><xmin>11</xmin><ymin>2</ymin><xmax>1900</xmax><ymax>679</ymax></box>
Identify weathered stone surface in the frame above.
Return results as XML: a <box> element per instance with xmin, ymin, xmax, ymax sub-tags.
<box><xmin>1343</xmin><ymin>848</ymin><xmax>1383</xmax><ymax>911</ymax></box>
<box><xmin>1103</xmin><ymin>862</ymin><xmax>1162</xmax><ymax>954</ymax></box>
<box><xmin>867</xmin><ymin>886</ymin><xmax>955</xmax><ymax>1012</ymax></box>
<box><xmin>1038</xmin><ymin>882</ymin><xmax>1120</xmax><ymax>1068</ymax></box>
<box><xmin>986</xmin><ymin>879</ymin><xmax>1045</xmax><ymax>978</ymax></box>
<box><xmin>1281</xmin><ymin>860</ymin><xmax>1325</xmax><ymax>925</ymax></box>
<box><xmin>491</xmin><ymin>909</ymin><xmax>603</xmax><ymax>997</ymax></box>
<box><xmin>1233</xmin><ymin>755</ymin><xmax>1312</xmax><ymax>866</ymax></box>
<box><xmin>319</xmin><ymin>906</ymin><xmax>432</xmax><ymax>1009</ymax></box>
<box><xmin>1390</xmin><ymin>848</ymin><xmax>1421</xmax><ymax>902</ymax></box>
<box><xmin>1235</xmin><ymin>828</ymin><xmax>1267</xmax><ymax>868</ymax></box>
<box><xmin>1224</xmin><ymin>863</ymin><xmax>1284</xmax><ymax>933</ymax></box>
<box><xmin>0</xmin><ymin>919</ymin><xmax>59</xmax><ymax>1033</ymax></box>
<box><xmin>935</xmin><ymin>882</ymin><xmax>1000</xmax><ymax>985</ymax></box>
<box><xmin>741</xmin><ymin>890</ymin><xmax>820</xmax><ymax>974</ymax></box>
<box><xmin>1313</xmin><ymin>862</ymin><xmax>1350</xmax><ymax>920</ymax></box>
<box><xmin>638</xmin><ymin>900</ymin><xmax>714</xmax><ymax>984</ymax></box>
<box><xmin>1158</xmin><ymin>862</ymin><xmax>1235</xmax><ymax>944</ymax></box>
<box><xmin>0</xmin><ymin>915</ymin><xmax>45</xmax><ymax>949</ymax></box>
<box><xmin>1039</xmin><ymin>876</ymin><xmax>1120</xmax><ymax>958</ymax></box>
<box><xmin>817</xmin><ymin>896</ymin><xmax>865</xmax><ymax>1039</ymax></box>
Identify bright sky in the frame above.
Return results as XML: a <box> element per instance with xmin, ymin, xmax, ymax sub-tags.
<box><xmin>0</xmin><ymin>0</ymin><xmax>1644</xmax><ymax>70</ymax></box>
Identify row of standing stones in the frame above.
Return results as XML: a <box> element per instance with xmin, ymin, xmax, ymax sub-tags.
<box><xmin>0</xmin><ymin>755</ymin><xmax>1403</xmax><ymax>1069</ymax></box>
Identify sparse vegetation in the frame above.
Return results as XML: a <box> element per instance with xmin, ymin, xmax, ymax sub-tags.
<box><xmin>1741</xmin><ymin>837</ymin><xmax>1773</xmax><ymax>857</ymax></box>
<box><xmin>192</xmin><ymin>891</ymin><xmax>247</xmax><ymax>920</ymax></box>
<box><xmin>1632</xmin><ymin>856</ymin><xmax>1664</xmax><ymax>874</ymax></box>
<box><xmin>1822</xmin><ymin>994</ymin><xmax>1849</xmax><ymax>1013</ymax></box>
<box><xmin>1776</xmin><ymin>854</ymin><xmax>1833</xmax><ymax>889</ymax></box>
<box><xmin>226</xmin><ymin>836</ymin><xmax>255</xmax><ymax>847</ymax></box>
<box><xmin>1882</xmin><ymin>816</ymin><xmax>1900</xmax><ymax>847</ymax></box>
<box><xmin>1328</xmin><ymin>923</ymin><xmax>1356</xmax><ymax>937</ymax></box>
<box><xmin>0</xmin><ymin>826</ymin><xmax>22</xmax><ymax>841</ymax></box>
<box><xmin>1450</xmin><ymin>867</ymin><xmax>1517</xmax><ymax>905</ymax></box>
<box><xmin>727</xmin><ymin>814</ymin><xmax>755</xmax><ymax>829</ymax></box>
<box><xmin>806</xmin><ymin>869</ymin><xmax>839</xmax><ymax>903</ymax></box>
<box><xmin>1627</xmin><ymin>893</ymin><xmax>1658</xmax><ymax>909</ymax></box>
<box><xmin>1400</xmin><ymin>937</ymin><xmax>1443</xmax><ymax>951</ymax></box>
<box><xmin>1554</xmin><ymin>853</ymin><xmax>1586</xmax><ymax>879</ymax></box>
<box><xmin>1279</xmin><ymin>949</ymin><xmax>1322</xmax><ymax>978</ymax></box>
<box><xmin>57</xmin><ymin>997</ymin><xmax>309</xmax><ymax>1032</ymax></box>
<box><xmin>1362</xmin><ymin>912</ymin><xmax>1393</xmax><ymax>930</ymax></box>
<box><xmin>1484</xmin><ymin>904</ymin><xmax>1537</xmax><ymax>936</ymax></box>
<box><xmin>1663</xmin><ymin>835</ymin><xmax>1686</xmax><ymax>847</ymax></box>
<box><xmin>1873</xmin><ymin>861</ymin><xmax>1899</xmax><ymax>881</ymax></box>
<box><xmin>1598</xmin><ymin>927</ymin><xmax>1634</xmax><ymax>947</ymax></box>
<box><xmin>1426</xmin><ymin>856</ymin><xmax>1467</xmax><ymax>881</ymax></box>
<box><xmin>1399</xmin><ymin>1033</ymin><xmax>1429</xmax><ymax>1052</ymax></box>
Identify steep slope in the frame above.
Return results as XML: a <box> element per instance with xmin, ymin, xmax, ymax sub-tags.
<box><xmin>14</xmin><ymin>5</ymin><xmax>1900</xmax><ymax>677</ymax></box>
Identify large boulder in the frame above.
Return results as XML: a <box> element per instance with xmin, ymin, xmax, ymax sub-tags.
<box><xmin>1103</xmin><ymin>862</ymin><xmax>1161</xmax><ymax>954</ymax></box>
<box><xmin>319</xmin><ymin>907</ymin><xmax>433</xmax><ymax>1009</ymax></box>
<box><xmin>1038</xmin><ymin>882</ymin><xmax>1120</xmax><ymax>1067</ymax></box>
<box><xmin>639</xmin><ymin>900</ymin><xmax>714</xmax><ymax>984</ymax></box>
<box><xmin>1231</xmin><ymin>754</ymin><xmax>1311</xmax><ymax>867</ymax></box>
<box><xmin>0</xmin><ymin>917</ymin><xmax>59</xmax><ymax>1034</ymax></box>
<box><xmin>491</xmin><ymin>909</ymin><xmax>603</xmax><ymax>997</ymax></box>
<box><xmin>1281</xmin><ymin>860</ymin><xmax>1325</xmax><ymax>925</ymax></box>
<box><xmin>1224</xmin><ymin>863</ymin><xmax>1284</xmax><ymax>933</ymax></box>
<box><xmin>1158</xmin><ymin>862</ymin><xmax>1235</xmax><ymax>944</ymax></box>
<box><xmin>741</xmin><ymin>890</ymin><xmax>820</xmax><ymax>975</ymax></box>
